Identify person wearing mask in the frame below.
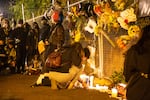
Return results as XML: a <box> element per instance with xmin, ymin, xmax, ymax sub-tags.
<box><xmin>123</xmin><ymin>25</ymin><xmax>150</xmax><ymax>100</ymax></box>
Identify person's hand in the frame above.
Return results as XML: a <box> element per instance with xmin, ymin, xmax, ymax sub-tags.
<box><xmin>45</xmin><ymin>40</ymin><xmax>49</xmax><ymax>45</ymax></box>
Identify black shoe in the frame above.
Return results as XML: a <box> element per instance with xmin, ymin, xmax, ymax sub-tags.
<box><xmin>30</xmin><ymin>83</ymin><xmax>41</xmax><ymax>88</ymax></box>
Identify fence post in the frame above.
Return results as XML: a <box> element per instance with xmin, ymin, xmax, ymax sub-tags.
<box><xmin>22</xmin><ymin>4</ymin><xmax>25</xmax><ymax>23</ymax></box>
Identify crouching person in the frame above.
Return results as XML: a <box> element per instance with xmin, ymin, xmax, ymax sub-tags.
<box><xmin>31</xmin><ymin>42</ymin><xmax>84</xmax><ymax>89</ymax></box>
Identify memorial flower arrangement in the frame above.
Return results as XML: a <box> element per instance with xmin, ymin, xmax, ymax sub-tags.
<box><xmin>69</xmin><ymin>0</ymin><xmax>141</xmax><ymax>49</ymax></box>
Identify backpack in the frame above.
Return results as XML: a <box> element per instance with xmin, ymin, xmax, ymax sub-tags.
<box><xmin>45</xmin><ymin>49</ymin><xmax>62</xmax><ymax>68</ymax></box>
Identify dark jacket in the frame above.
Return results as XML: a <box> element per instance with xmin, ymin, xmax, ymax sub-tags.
<box><xmin>12</xmin><ymin>26</ymin><xmax>27</xmax><ymax>46</ymax></box>
<box><xmin>123</xmin><ymin>25</ymin><xmax>150</xmax><ymax>100</ymax></box>
<box><xmin>43</xmin><ymin>43</ymin><xmax>82</xmax><ymax>73</ymax></box>
<box><xmin>48</xmin><ymin>23</ymin><xmax>65</xmax><ymax>48</ymax></box>
<box><xmin>39</xmin><ymin>23</ymin><xmax>50</xmax><ymax>41</ymax></box>
<box><xmin>124</xmin><ymin>46</ymin><xmax>150</xmax><ymax>100</ymax></box>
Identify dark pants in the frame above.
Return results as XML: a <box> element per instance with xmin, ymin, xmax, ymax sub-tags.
<box><xmin>16</xmin><ymin>45</ymin><xmax>26</xmax><ymax>73</ymax></box>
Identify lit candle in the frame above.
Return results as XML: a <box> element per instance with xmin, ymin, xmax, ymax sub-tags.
<box><xmin>111</xmin><ymin>88</ymin><xmax>118</xmax><ymax>98</ymax></box>
<box><xmin>89</xmin><ymin>76</ymin><xmax>94</xmax><ymax>87</ymax></box>
<box><xmin>103</xmin><ymin>86</ymin><xmax>108</xmax><ymax>92</ymax></box>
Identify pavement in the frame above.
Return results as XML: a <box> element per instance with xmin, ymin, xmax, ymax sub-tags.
<box><xmin>0</xmin><ymin>74</ymin><xmax>118</xmax><ymax>100</ymax></box>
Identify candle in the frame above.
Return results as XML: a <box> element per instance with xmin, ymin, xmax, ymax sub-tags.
<box><xmin>89</xmin><ymin>76</ymin><xmax>94</xmax><ymax>87</ymax></box>
<box><xmin>95</xmin><ymin>84</ymin><xmax>108</xmax><ymax>92</ymax></box>
<box><xmin>111</xmin><ymin>88</ymin><xmax>118</xmax><ymax>98</ymax></box>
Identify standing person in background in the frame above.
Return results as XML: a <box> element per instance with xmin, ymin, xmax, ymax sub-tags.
<box><xmin>1</xmin><ymin>18</ymin><xmax>16</xmax><ymax>74</ymax></box>
<box><xmin>26</xmin><ymin>25</ymin><xmax>37</xmax><ymax>67</ymax></box>
<box><xmin>123</xmin><ymin>25</ymin><xmax>150</xmax><ymax>100</ymax></box>
<box><xmin>39</xmin><ymin>17</ymin><xmax>50</xmax><ymax>43</ymax></box>
<box><xmin>0</xmin><ymin>18</ymin><xmax>10</xmax><ymax>71</ymax></box>
<box><xmin>0</xmin><ymin>18</ymin><xmax>13</xmax><ymax>42</ymax></box>
<box><xmin>32</xmin><ymin>22</ymin><xmax>40</xmax><ymax>55</ymax></box>
<box><xmin>62</xmin><ymin>13</ymin><xmax>72</xmax><ymax>46</ymax></box>
<box><xmin>38</xmin><ymin>17</ymin><xmax>50</xmax><ymax>68</ymax></box>
<box><xmin>11</xmin><ymin>18</ymin><xmax>17</xmax><ymax>30</ymax></box>
<box><xmin>12</xmin><ymin>19</ymin><xmax>27</xmax><ymax>73</ymax></box>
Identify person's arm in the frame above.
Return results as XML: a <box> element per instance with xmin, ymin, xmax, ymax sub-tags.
<box><xmin>123</xmin><ymin>47</ymin><xmax>137</xmax><ymax>82</ymax></box>
<box><xmin>56</xmin><ymin>25</ymin><xmax>65</xmax><ymax>48</ymax></box>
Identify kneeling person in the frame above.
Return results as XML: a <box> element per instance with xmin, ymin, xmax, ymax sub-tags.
<box><xmin>32</xmin><ymin>42</ymin><xmax>84</xmax><ymax>88</ymax></box>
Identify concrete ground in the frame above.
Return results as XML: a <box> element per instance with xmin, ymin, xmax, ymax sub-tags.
<box><xmin>0</xmin><ymin>74</ymin><xmax>118</xmax><ymax>100</ymax></box>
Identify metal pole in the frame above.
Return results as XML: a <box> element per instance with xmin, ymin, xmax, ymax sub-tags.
<box><xmin>98</xmin><ymin>32</ymin><xmax>104</xmax><ymax>78</ymax></box>
<box><xmin>32</xmin><ymin>12</ymin><xmax>35</xmax><ymax>22</ymax></box>
<box><xmin>67</xmin><ymin>0</ymin><xmax>70</xmax><ymax>12</ymax></box>
<box><xmin>52</xmin><ymin>0</ymin><xmax>55</xmax><ymax>6</ymax></box>
<box><xmin>67</xmin><ymin>0</ymin><xmax>86</xmax><ymax>8</ymax></box>
<box><xmin>22</xmin><ymin>4</ymin><xmax>25</xmax><ymax>23</ymax></box>
<box><xmin>26</xmin><ymin>15</ymin><xmax>43</xmax><ymax>23</ymax></box>
<box><xmin>100</xmin><ymin>32</ymin><xmax>104</xmax><ymax>77</ymax></box>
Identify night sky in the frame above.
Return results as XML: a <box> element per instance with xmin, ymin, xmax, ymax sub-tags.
<box><xmin>0</xmin><ymin>0</ymin><xmax>10</xmax><ymax>17</ymax></box>
<box><xmin>0</xmin><ymin>0</ymin><xmax>9</xmax><ymax>8</ymax></box>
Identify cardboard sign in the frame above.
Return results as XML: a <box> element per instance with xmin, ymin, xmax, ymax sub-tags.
<box><xmin>139</xmin><ymin>0</ymin><xmax>150</xmax><ymax>17</ymax></box>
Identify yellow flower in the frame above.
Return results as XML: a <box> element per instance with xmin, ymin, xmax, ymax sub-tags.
<box><xmin>128</xmin><ymin>25</ymin><xmax>141</xmax><ymax>38</ymax></box>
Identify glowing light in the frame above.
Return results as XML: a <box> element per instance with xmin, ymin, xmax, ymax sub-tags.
<box><xmin>111</xmin><ymin>88</ymin><xmax>118</xmax><ymax>98</ymax></box>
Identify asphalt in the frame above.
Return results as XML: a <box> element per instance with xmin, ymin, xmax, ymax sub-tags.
<box><xmin>0</xmin><ymin>74</ymin><xmax>118</xmax><ymax>100</ymax></box>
